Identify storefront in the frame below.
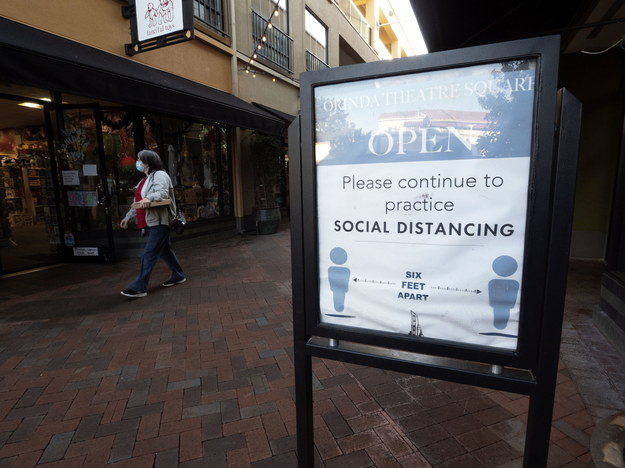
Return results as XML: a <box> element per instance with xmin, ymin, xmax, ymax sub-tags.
<box><xmin>0</xmin><ymin>18</ymin><xmax>285</xmax><ymax>275</ymax></box>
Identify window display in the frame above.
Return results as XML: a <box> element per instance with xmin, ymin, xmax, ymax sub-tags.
<box><xmin>146</xmin><ymin>115</ymin><xmax>232</xmax><ymax>222</ymax></box>
<box><xmin>1</xmin><ymin>98</ymin><xmax>235</xmax><ymax>272</ymax></box>
<box><xmin>0</xmin><ymin>126</ymin><xmax>60</xmax><ymax>271</ymax></box>
<box><xmin>106</xmin><ymin>111</ymin><xmax>232</xmax><ymax>232</ymax></box>
<box><xmin>101</xmin><ymin>109</ymin><xmax>139</xmax><ymax>230</ymax></box>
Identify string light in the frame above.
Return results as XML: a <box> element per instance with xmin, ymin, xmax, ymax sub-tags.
<box><xmin>240</xmin><ymin>2</ymin><xmax>281</xmax><ymax>81</ymax></box>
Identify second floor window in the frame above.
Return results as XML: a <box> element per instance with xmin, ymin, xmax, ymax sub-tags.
<box><xmin>305</xmin><ymin>9</ymin><xmax>328</xmax><ymax>71</ymax></box>
<box><xmin>194</xmin><ymin>0</ymin><xmax>229</xmax><ymax>37</ymax></box>
<box><xmin>252</xmin><ymin>0</ymin><xmax>288</xmax><ymax>33</ymax></box>
<box><xmin>251</xmin><ymin>0</ymin><xmax>292</xmax><ymax>73</ymax></box>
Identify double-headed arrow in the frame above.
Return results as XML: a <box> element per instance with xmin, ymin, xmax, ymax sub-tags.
<box><xmin>430</xmin><ymin>286</ymin><xmax>481</xmax><ymax>294</ymax></box>
<box><xmin>352</xmin><ymin>278</ymin><xmax>395</xmax><ymax>285</ymax></box>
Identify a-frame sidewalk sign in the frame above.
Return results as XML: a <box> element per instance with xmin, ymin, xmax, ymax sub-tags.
<box><xmin>289</xmin><ymin>35</ymin><xmax>582</xmax><ymax>467</ymax></box>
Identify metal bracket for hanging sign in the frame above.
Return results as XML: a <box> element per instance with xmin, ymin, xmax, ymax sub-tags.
<box><xmin>121</xmin><ymin>4</ymin><xmax>135</xmax><ymax>18</ymax></box>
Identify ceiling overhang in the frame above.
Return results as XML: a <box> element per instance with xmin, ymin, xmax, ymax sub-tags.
<box><xmin>409</xmin><ymin>0</ymin><xmax>625</xmax><ymax>55</ymax></box>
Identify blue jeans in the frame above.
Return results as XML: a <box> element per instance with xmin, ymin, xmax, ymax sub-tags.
<box><xmin>128</xmin><ymin>225</ymin><xmax>184</xmax><ymax>292</ymax></box>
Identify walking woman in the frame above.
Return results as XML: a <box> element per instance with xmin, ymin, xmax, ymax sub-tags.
<box><xmin>119</xmin><ymin>149</ymin><xmax>186</xmax><ymax>298</ymax></box>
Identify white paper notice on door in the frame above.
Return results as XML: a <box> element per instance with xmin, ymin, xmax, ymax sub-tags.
<box><xmin>62</xmin><ymin>170</ymin><xmax>80</xmax><ymax>186</ymax></box>
<box><xmin>83</xmin><ymin>164</ymin><xmax>98</xmax><ymax>176</ymax></box>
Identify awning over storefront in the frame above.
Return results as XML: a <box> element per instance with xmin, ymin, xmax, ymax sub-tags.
<box><xmin>252</xmin><ymin>102</ymin><xmax>296</xmax><ymax>125</ymax></box>
<box><xmin>0</xmin><ymin>18</ymin><xmax>285</xmax><ymax>135</ymax></box>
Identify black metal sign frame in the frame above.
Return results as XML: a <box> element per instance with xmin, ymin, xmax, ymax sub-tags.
<box><xmin>290</xmin><ymin>35</ymin><xmax>582</xmax><ymax>467</ymax></box>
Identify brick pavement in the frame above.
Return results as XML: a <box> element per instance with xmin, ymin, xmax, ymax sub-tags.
<box><xmin>0</xmin><ymin>223</ymin><xmax>623</xmax><ymax>467</ymax></box>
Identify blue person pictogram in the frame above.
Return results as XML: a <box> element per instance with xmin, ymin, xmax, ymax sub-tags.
<box><xmin>488</xmin><ymin>255</ymin><xmax>519</xmax><ymax>330</ymax></box>
<box><xmin>328</xmin><ymin>247</ymin><xmax>350</xmax><ymax>312</ymax></box>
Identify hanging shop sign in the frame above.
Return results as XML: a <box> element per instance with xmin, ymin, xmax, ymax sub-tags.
<box><xmin>123</xmin><ymin>0</ymin><xmax>194</xmax><ymax>56</ymax></box>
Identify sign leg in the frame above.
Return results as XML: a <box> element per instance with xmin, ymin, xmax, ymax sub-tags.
<box><xmin>295</xmin><ymin>348</ymin><xmax>314</xmax><ymax>467</ymax></box>
<box><xmin>524</xmin><ymin>391</ymin><xmax>553</xmax><ymax>467</ymax></box>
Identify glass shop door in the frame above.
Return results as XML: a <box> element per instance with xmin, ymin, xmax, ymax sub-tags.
<box><xmin>46</xmin><ymin>105</ymin><xmax>115</xmax><ymax>263</ymax></box>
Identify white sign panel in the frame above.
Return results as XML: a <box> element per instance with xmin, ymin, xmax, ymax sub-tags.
<box><xmin>73</xmin><ymin>247</ymin><xmax>99</xmax><ymax>257</ymax></box>
<box><xmin>135</xmin><ymin>0</ymin><xmax>184</xmax><ymax>42</ymax></box>
<box><xmin>315</xmin><ymin>60</ymin><xmax>537</xmax><ymax>350</ymax></box>
<box><xmin>62</xmin><ymin>170</ymin><xmax>80</xmax><ymax>186</ymax></box>
<box><xmin>83</xmin><ymin>164</ymin><xmax>98</xmax><ymax>176</ymax></box>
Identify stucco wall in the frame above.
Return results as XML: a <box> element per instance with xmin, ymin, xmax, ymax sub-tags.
<box><xmin>0</xmin><ymin>1</ymin><xmax>233</xmax><ymax>93</ymax></box>
<box><xmin>233</xmin><ymin>0</ymin><xmax>380</xmax><ymax>116</ymax></box>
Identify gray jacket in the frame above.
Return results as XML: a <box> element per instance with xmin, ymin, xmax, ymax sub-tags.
<box><xmin>123</xmin><ymin>170</ymin><xmax>176</xmax><ymax>227</ymax></box>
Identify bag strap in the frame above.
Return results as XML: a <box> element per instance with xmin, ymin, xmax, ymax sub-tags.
<box><xmin>168</xmin><ymin>185</ymin><xmax>178</xmax><ymax>216</ymax></box>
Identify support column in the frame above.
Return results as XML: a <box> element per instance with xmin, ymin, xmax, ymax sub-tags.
<box><xmin>228</xmin><ymin>0</ymin><xmax>245</xmax><ymax>232</ymax></box>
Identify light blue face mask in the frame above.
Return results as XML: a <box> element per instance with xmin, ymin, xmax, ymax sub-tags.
<box><xmin>136</xmin><ymin>160</ymin><xmax>145</xmax><ymax>172</ymax></box>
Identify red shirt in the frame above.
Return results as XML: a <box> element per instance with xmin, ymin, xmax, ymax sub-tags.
<box><xmin>134</xmin><ymin>177</ymin><xmax>147</xmax><ymax>229</ymax></box>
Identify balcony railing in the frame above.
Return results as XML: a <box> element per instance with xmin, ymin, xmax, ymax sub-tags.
<box><xmin>194</xmin><ymin>0</ymin><xmax>229</xmax><ymax>37</ymax></box>
<box><xmin>252</xmin><ymin>10</ymin><xmax>293</xmax><ymax>74</ymax></box>
<box><xmin>306</xmin><ymin>50</ymin><xmax>329</xmax><ymax>72</ymax></box>
<box><xmin>333</xmin><ymin>0</ymin><xmax>371</xmax><ymax>44</ymax></box>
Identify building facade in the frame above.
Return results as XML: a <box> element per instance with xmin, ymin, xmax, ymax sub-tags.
<box><xmin>0</xmin><ymin>0</ymin><xmax>420</xmax><ymax>275</ymax></box>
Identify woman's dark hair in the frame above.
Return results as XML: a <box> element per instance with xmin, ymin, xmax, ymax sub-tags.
<box><xmin>137</xmin><ymin>149</ymin><xmax>165</xmax><ymax>173</ymax></box>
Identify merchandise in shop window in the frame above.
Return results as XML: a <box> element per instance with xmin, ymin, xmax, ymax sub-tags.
<box><xmin>0</xmin><ymin>128</ymin><xmax>59</xmax><ymax>249</ymax></box>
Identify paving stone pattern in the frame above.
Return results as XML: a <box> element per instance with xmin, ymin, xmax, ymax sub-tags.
<box><xmin>0</xmin><ymin>224</ymin><xmax>623</xmax><ymax>467</ymax></box>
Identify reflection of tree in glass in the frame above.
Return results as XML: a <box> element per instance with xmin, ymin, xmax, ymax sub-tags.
<box><xmin>476</xmin><ymin>60</ymin><xmax>534</xmax><ymax>157</ymax></box>
<box><xmin>315</xmin><ymin>97</ymin><xmax>371</xmax><ymax>159</ymax></box>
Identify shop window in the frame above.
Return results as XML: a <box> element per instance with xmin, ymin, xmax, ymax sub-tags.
<box><xmin>53</xmin><ymin>108</ymin><xmax>111</xmax><ymax>244</ymax></box>
<box><xmin>219</xmin><ymin>127</ymin><xmax>232</xmax><ymax>216</ymax></box>
<box><xmin>103</xmin><ymin>110</ymin><xmax>231</xmax><ymax>235</ymax></box>
<box><xmin>0</xmin><ymin>124</ymin><xmax>60</xmax><ymax>271</ymax></box>
<box><xmin>101</xmin><ymin>109</ymin><xmax>138</xmax><ymax>230</ymax></box>
<box><xmin>144</xmin><ymin>115</ymin><xmax>232</xmax><ymax>222</ymax></box>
